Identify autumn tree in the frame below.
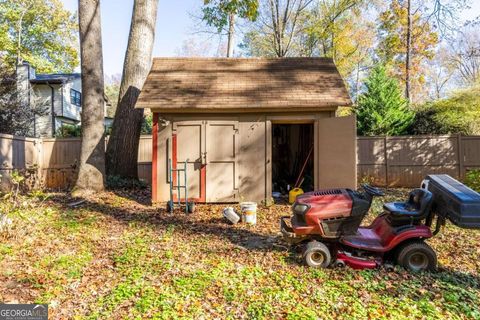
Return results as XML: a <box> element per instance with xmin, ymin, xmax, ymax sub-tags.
<box><xmin>73</xmin><ymin>0</ymin><xmax>106</xmax><ymax>197</ymax></box>
<box><xmin>0</xmin><ymin>0</ymin><xmax>78</xmax><ymax>73</ymax></box>
<box><xmin>105</xmin><ymin>0</ymin><xmax>159</xmax><ymax>180</ymax></box>
<box><xmin>201</xmin><ymin>0</ymin><xmax>259</xmax><ymax>57</ymax></box>
<box><xmin>240</xmin><ymin>0</ymin><xmax>370</xmax><ymax>97</ymax></box>
<box><xmin>299</xmin><ymin>0</ymin><xmax>372</xmax><ymax>93</ymax></box>
<box><xmin>448</xmin><ymin>26</ymin><xmax>480</xmax><ymax>85</ymax></box>
<box><xmin>424</xmin><ymin>46</ymin><xmax>456</xmax><ymax>99</ymax></box>
<box><xmin>175</xmin><ymin>37</ymin><xmax>220</xmax><ymax>57</ymax></box>
<box><xmin>299</xmin><ymin>0</ymin><xmax>365</xmax><ymax>56</ymax></box>
<box><xmin>242</xmin><ymin>0</ymin><xmax>315</xmax><ymax>57</ymax></box>
<box><xmin>241</xmin><ymin>0</ymin><xmax>368</xmax><ymax>61</ymax></box>
<box><xmin>377</xmin><ymin>0</ymin><xmax>439</xmax><ymax>103</ymax></box>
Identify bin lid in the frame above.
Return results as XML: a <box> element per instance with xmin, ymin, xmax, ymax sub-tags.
<box><xmin>426</xmin><ymin>174</ymin><xmax>480</xmax><ymax>204</ymax></box>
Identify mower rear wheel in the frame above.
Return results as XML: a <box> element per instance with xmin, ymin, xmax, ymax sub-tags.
<box><xmin>396</xmin><ymin>241</ymin><xmax>437</xmax><ymax>272</ymax></box>
<box><xmin>302</xmin><ymin>241</ymin><xmax>331</xmax><ymax>268</ymax></box>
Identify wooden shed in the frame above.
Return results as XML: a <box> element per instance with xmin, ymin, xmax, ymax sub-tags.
<box><xmin>136</xmin><ymin>57</ymin><xmax>356</xmax><ymax>203</ymax></box>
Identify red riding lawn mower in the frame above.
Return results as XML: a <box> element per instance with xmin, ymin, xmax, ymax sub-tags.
<box><xmin>280</xmin><ymin>174</ymin><xmax>480</xmax><ymax>272</ymax></box>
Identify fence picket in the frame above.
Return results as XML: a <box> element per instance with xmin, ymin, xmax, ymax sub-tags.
<box><xmin>1</xmin><ymin>133</ymin><xmax>479</xmax><ymax>190</ymax></box>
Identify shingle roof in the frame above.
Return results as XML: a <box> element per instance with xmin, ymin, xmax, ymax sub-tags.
<box><xmin>30</xmin><ymin>73</ymin><xmax>81</xmax><ymax>84</ymax></box>
<box><xmin>136</xmin><ymin>57</ymin><xmax>352</xmax><ymax>112</ymax></box>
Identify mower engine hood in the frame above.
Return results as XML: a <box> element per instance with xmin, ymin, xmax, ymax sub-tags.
<box><xmin>294</xmin><ymin>189</ymin><xmax>353</xmax><ymax>220</ymax></box>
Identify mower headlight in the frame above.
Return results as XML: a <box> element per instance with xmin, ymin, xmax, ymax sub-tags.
<box><xmin>293</xmin><ymin>203</ymin><xmax>309</xmax><ymax>214</ymax></box>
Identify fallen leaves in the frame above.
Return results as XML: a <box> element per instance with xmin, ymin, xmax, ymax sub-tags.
<box><xmin>0</xmin><ymin>188</ymin><xmax>479</xmax><ymax>319</ymax></box>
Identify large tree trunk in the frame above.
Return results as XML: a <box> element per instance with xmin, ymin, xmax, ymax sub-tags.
<box><xmin>227</xmin><ymin>13</ymin><xmax>235</xmax><ymax>57</ymax></box>
<box><xmin>405</xmin><ymin>0</ymin><xmax>412</xmax><ymax>102</ymax></box>
<box><xmin>105</xmin><ymin>0</ymin><xmax>159</xmax><ymax>179</ymax></box>
<box><xmin>73</xmin><ymin>0</ymin><xmax>106</xmax><ymax>197</ymax></box>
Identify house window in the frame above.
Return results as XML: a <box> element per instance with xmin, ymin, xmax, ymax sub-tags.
<box><xmin>70</xmin><ymin>89</ymin><xmax>81</xmax><ymax>106</ymax></box>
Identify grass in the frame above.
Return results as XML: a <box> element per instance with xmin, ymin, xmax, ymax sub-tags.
<box><xmin>0</xmin><ymin>188</ymin><xmax>479</xmax><ymax>319</ymax></box>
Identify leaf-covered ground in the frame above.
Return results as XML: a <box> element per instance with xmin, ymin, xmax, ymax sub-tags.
<box><xmin>0</xmin><ymin>188</ymin><xmax>479</xmax><ymax>319</ymax></box>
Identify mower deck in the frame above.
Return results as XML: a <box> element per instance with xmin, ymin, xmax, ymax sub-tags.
<box><xmin>341</xmin><ymin>215</ymin><xmax>433</xmax><ymax>252</ymax></box>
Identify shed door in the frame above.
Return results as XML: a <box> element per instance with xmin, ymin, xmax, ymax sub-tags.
<box><xmin>206</xmin><ymin>121</ymin><xmax>239</xmax><ymax>202</ymax></box>
<box><xmin>173</xmin><ymin>121</ymin><xmax>206</xmax><ymax>202</ymax></box>
<box><xmin>316</xmin><ymin>115</ymin><xmax>357</xmax><ymax>189</ymax></box>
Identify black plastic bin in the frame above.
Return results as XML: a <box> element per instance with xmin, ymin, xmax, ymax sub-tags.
<box><xmin>423</xmin><ymin>174</ymin><xmax>480</xmax><ymax>229</ymax></box>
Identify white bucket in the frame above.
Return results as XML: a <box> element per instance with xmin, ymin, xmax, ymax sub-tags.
<box><xmin>240</xmin><ymin>202</ymin><xmax>257</xmax><ymax>225</ymax></box>
<box><xmin>223</xmin><ymin>207</ymin><xmax>240</xmax><ymax>224</ymax></box>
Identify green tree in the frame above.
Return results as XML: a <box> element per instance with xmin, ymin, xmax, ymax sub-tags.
<box><xmin>140</xmin><ymin>113</ymin><xmax>152</xmax><ymax>135</ymax></box>
<box><xmin>104</xmin><ymin>82</ymin><xmax>119</xmax><ymax>118</ymax></box>
<box><xmin>202</xmin><ymin>0</ymin><xmax>259</xmax><ymax>57</ymax></box>
<box><xmin>409</xmin><ymin>82</ymin><xmax>480</xmax><ymax>135</ymax></box>
<box><xmin>355</xmin><ymin>65</ymin><xmax>414</xmax><ymax>136</ymax></box>
<box><xmin>0</xmin><ymin>0</ymin><xmax>78</xmax><ymax>73</ymax></box>
<box><xmin>0</xmin><ymin>64</ymin><xmax>48</xmax><ymax>136</ymax></box>
<box><xmin>55</xmin><ymin>124</ymin><xmax>81</xmax><ymax>138</ymax></box>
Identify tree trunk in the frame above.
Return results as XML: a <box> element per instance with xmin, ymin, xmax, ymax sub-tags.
<box><xmin>105</xmin><ymin>0</ymin><xmax>159</xmax><ymax>179</ymax></box>
<box><xmin>73</xmin><ymin>0</ymin><xmax>106</xmax><ymax>197</ymax></box>
<box><xmin>405</xmin><ymin>0</ymin><xmax>412</xmax><ymax>102</ymax></box>
<box><xmin>227</xmin><ymin>13</ymin><xmax>235</xmax><ymax>57</ymax></box>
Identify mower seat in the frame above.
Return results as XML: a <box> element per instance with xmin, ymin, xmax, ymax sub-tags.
<box><xmin>383</xmin><ymin>189</ymin><xmax>433</xmax><ymax>225</ymax></box>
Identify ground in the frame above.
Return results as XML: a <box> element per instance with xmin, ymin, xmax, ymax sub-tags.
<box><xmin>0</xmin><ymin>188</ymin><xmax>479</xmax><ymax>319</ymax></box>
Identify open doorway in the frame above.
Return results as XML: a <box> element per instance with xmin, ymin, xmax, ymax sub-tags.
<box><xmin>272</xmin><ymin>123</ymin><xmax>314</xmax><ymax>198</ymax></box>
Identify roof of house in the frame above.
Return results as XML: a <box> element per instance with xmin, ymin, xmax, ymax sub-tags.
<box><xmin>136</xmin><ymin>57</ymin><xmax>352</xmax><ymax>112</ymax></box>
<box><xmin>30</xmin><ymin>73</ymin><xmax>81</xmax><ymax>84</ymax></box>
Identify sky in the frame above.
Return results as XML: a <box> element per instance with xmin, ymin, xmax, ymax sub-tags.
<box><xmin>62</xmin><ymin>0</ymin><xmax>204</xmax><ymax>76</ymax></box>
<box><xmin>61</xmin><ymin>0</ymin><xmax>480</xmax><ymax>77</ymax></box>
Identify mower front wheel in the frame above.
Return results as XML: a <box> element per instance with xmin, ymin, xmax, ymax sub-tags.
<box><xmin>302</xmin><ymin>241</ymin><xmax>331</xmax><ymax>268</ymax></box>
<box><xmin>396</xmin><ymin>241</ymin><xmax>437</xmax><ymax>272</ymax></box>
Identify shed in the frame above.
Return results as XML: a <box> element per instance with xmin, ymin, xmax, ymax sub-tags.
<box><xmin>136</xmin><ymin>57</ymin><xmax>356</xmax><ymax>203</ymax></box>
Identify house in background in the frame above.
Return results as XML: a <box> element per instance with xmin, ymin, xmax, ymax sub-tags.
<box><xmin>137</xmin><ymin>57</ymin><xmax>356</xmax><ymax>204</ymax></box>
<box><xmin>16</xmin><ymin>61</ymin><xmax>113</xmax><ymax>137</ymax></box>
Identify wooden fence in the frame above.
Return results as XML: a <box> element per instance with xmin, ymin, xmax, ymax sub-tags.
<box><xmin>357</xmin><ymin>135</ymin><xmax>480</xmax><ymax>187</ymax></box>
<box><xmin>0</xmin><ymin>133</ymin><xmax>152</xmax><ymax>190</ymax></box>
<box><xmin>1</xmin><ymin>133</ymin><xmax>480</xmax><ymax>190</ymax></box>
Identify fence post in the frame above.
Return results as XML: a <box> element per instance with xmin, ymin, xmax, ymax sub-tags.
<box><xmin>458</xmin><ymin>133</ymin><xmax>464</xmax><ymax>180</ymax></box>
<box><xmin>384</xmin><ymin>136</ymin><xmax>389</xmax><ymax>187</ymax></box>
<box><xmin>35</xmin><ymin>138</ymin><xmax>43</xmax><ymax>189</ymax></box>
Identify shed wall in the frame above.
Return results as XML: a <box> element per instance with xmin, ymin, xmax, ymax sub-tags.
<box><xmin>152</xmin><ymin>111</ymin><xmax>340</xmax><ymax>203</ymax></box>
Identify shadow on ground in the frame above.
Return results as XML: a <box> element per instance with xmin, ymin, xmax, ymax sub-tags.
<box><xmin>49</xmin><ymin>191</ymin><xmax>288</xmax><ymax>254</ymax></box>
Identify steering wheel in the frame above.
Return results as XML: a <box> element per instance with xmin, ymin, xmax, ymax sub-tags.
<box><xmin>361</xmin><ymin>184</ymin><xmax>384</xmax><ymax>196</ymax></box>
